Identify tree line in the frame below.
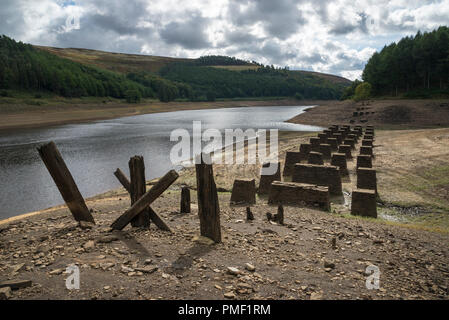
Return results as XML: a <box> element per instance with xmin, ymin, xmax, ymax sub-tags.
<box><xmin>362</xmin><ymin>26</ymin><xmax>449</xmax><ymax>97</ymax></box>
<box><xmin>0</xmin><ymin>35</ymin><xmax>152</xmax><ymax>100</ymax></box>
<box><xmin>0</xmin><ymin>35</ymin><xmax>348</xmax><ymax>102</ymax></box>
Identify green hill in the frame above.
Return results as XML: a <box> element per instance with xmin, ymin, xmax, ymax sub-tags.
<box><xmin>0</xmin><ymin>35</ymin><xmax>351</xmax><ymax>102</ymax></box>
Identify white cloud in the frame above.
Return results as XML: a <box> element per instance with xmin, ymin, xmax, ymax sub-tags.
<box><xmin>1</xmin><ymin>0</ymin><xmax>448</xmax><ymax>80</ymax></box>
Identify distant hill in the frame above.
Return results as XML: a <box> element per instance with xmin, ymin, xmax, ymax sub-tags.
<box><xmin>37</xmin><ymin>46</ymin><xmax>351</xmax><ymax>86</ymax></box>
<box><xmin>0</xmin><ymin>35</ymin><xmax>351</xmax><ymax>102</ymax></box>
<box><xmin>36</xmin><ymin>46</ymin><xmax>193</xmax><ymax>74</ymax></box>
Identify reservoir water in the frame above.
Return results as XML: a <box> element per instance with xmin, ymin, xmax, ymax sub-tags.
<box><xmin>0</xmin><ymin>105</ymin><xmax>322</xmax><ymax>219</ymax></box>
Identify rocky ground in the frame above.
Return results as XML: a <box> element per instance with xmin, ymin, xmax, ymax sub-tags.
<box><xmin>288</xmin><ymin>99</ymin><xmax>449</xmax><ymax>129</ymax></box>
<box><xmin>1</xmin><ymin>124</ymin><xmax>449</xmax><ymax>300</ymax></box>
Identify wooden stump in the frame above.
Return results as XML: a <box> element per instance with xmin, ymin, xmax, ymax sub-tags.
<box><xmin>246</xmin><ymin>207</ymin><xmax>254</xmax><ymax>221</ymax></box>
<box><xmin>258</xmin><ymin>162</ymin><xmax>281</xmax><ymax>195</ymax></box>
<box><xmin>129</xmin><ymin>156</ymin><xmax>150</xmax><ymax>228</ymax></box>
<box><xmin>180</xmin><ymin>186</ymin><xmax>191</xmax><ymax>213</ymax></box>
<box><xmin>37</xmin><ymin>141</ymin><xmax>94</xmax><ymax>224</ymax></box>
<box><xmin>230</xmin><ymin>179</ymin><xmax>256</xmax><ymax>205</ymax></box>
<box><xmin>276</xmin><ymin>204</ymin><xmax>284</xmax><ymax>225</ymax></box>
<box><xmin>195</xmin><ymin>153</ymin><xmax>221</xmax><ymax>243</ymax></box>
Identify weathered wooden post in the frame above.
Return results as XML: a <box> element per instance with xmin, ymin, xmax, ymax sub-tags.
<box><xmin>113</xmin><ymin>168</ymin><xmax>173</xmax><ymax>232</ymax></box>
<box><xmin>129</xmin><ymin>156</ymin><xmax>150</xmax><ymax>228</ymax></box>
<box><xmin>37</xmin><ymin>141</ymin><xmax>95</xmax><ymax>224</ymax></box>
<box><xmin>276</xmin><ymin>204</ymin><xmax>284</xmax><ymax>225</ymax></box>
<box><xmin>246</xmin><ymin>207</ymin><xmax>254</xmax><ymax>221</ymax></box>
<box><xmin>180</xmin><ymin>186</ymin><xmax>191</xmax><ymax>213</ymax></box>
<box><xmin>114</xmin><ymin>168</ymin><xmax>130</xmax><ymax>192</ymax></box>
<box><xmin>195</xmin><ymin>153</ymin><xmax>221</xmax><ymax>243</ymax></box>
<box><xmin>111</xmin><ymin>169</ymin><xmax>179</xmax><ymax>230</ymax></box>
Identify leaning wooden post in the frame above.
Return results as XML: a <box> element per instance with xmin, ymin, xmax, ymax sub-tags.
<box><xmin>37</xmin><ymin>141</ymin><xmax>95</xmax><ymax>224</ymax></box>
<box><xmin>195</xmin><ymin>153</ymin><xmax>221</xmax><ymax>243</ymax></box>
<box><xmin>180</xmin><ymin>187</ymin><xmax>191</xmax><ymax>213</ymax></box>
<box><xmin>129</xmin><ymin>156</ymin><xmax>150</xmax><ymax>228</ymax></box>
<box><xmin>113</xmin><ymin>168</ymin><xmax>172</xmax><ymax>232</ymax></box>
<box><xmin>111</xmin><ymin>169</ymin><xmax>179</xmax><ymax>230</ymax></box>
<box><xmin>114</xmin><ymin>168</ymin><xmax>130</xmax><ymax>192</ymax></box>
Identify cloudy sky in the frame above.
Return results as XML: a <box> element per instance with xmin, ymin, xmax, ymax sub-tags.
<box><xmin>1</xmin><ymin>0</ymin><xmax>448</xmax><ymax>80</ymax></box>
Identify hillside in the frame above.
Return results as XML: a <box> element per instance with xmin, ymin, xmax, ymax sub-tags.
<box><xmin>1</xmin><ymin>35</ymin><xmax>350</xmax><ymax>102</ymax></box>
<box><xmin>36</xmin><ymin>46</ymin><xmax>193</xmax><ymax>74</ymax></box>
<box><xmin>37</xmin><ymin>46</ymin><xmax>351</xmax><ymax>86</ymax></box>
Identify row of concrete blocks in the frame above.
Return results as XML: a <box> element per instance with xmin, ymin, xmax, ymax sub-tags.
<box><xmin>351</xmin><ymin>127</ymin><xmax>377</xmax><ymax>218</ymax></box>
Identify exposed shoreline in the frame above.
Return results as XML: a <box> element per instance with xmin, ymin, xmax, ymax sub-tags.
<box><xmin>0</xmin><ymin>98</ymin><xmax>326</xmax><ymax>132</ymax></box>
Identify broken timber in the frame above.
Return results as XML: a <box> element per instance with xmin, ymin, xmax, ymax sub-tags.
<box><xmin>195</xmin><ymin>153</ymin><xmax>221</xmax><ymax>243</ymax></box>
<box><xmin>129</xmin><ymin>156</ymin><xmax>151</xmax><ymax>228</ymax></box>
<box><xmin>110</xmin><ymin>169</ymin><xmax>178</xmax><ymax>230</ymax></box>
<box><xmin>37</xmin><ymin>141</ymin><xmax>95</xmax><ymax>224</ymax></box>
<box><xmin>180</xmin><ymin>186</ymin><xmax>191</xmax><ymax>213</ymax></box>
<box><xmin>113</xmin><ymin>167</ymin><xmax>172</xmax><ymax>232</ymax></box>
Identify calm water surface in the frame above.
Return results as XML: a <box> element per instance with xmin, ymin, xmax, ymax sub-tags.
<box><xmin>0</xmin><ymin>105</ymin><xmax>322</xmax><ymax>219</ymax></box>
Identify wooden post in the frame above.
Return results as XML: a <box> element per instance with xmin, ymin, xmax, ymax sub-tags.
<box><xmin>246</xmin><ymin>207</ymin><xmax>254</xmax><ymax>221</ymax></box>
<box><xmin>113</xmin><ymin>168</ymin><xmax>172</xmax><ymax>232</ymax></box>
<box><xmin>111</xmin><ymin>170</ymin><xmax>179</xmax><ymax>230</ymax></box>
<box><xmin>114</xmin><ymin>168</ymin><xmax>130</xmax><ymax>192</ymax></box>
<box><xmin>180</xmin><ymin>187</ymin><xmax>191</xmax><ymax>213</ymax></box>
<box><xmin>277</xmin><ymin>204</ymin><xmax>284</xmax><ymax>225</ymax></box>
<box><xmin>37</xmin><ymin>141</ymin><xmax>95</xmax><ymax>224</ymax></box>
<box><xmin>129</xmin><ymin>156</ymin><xmax>150</xmax><ymax>228</ymax></box>
<box><xmin>195</xmin><ymin>153</ymin><xmax>221</xmax><ymax>243</ymax></box>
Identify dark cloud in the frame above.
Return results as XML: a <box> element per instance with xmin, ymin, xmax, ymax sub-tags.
<box><xmin>160</xmin><ymin>13</ymin><xmax>211</xmax><ymax>49</ymax></box>
<box><xmin>329</xmin><ymin>12</ymin><xmax>369</xmax><ymax>35</ymax></box>
<box><xmin>227</xmin><ymin>0</ymin><xmax>306</xmax><ymax>39</ymax></box>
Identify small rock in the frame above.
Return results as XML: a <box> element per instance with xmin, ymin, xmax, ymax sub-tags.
<box><xmin>245</xmin><ymin>263</ymin><xmax>256</xmax><ymax>272</ymax></box>
<box><xmin>144</xmin><ymin>259</ymin><xmax>153</xmax><ymax>265</ymax></box>
<box><xmin>192</xmin><ymin>235</ymin><xmax>215</xmax><ymax>245</ymax></box>
<box><xmin>97</xmin><ymin>235</ymin><xmax>119</xmax><ymax>243</ymax></box>
<box><xmin>310</xmin><ymin>292</ymin><xmax>323</xmax><ymax>300</ymax></box>
<box><xmin>83</xmin><ymin>240</ymin><xmax>95</xmax><ymax>250</ymax></box>
<box><xmin>0</xmin><ymin>287</ymin><xmax>12</xmax><ymax>300</ymax></box>
<box><xmin>49</xmin><ymin>268</ymin><xmax>64</xmax><ymax>275</ymax></box>
<box><xmin>227</xmin><ymin>267</ymin><xmax>241</xmax><ymax>276</ymax></box>
<box><xmin>224</xmin><ymin>292</ymin><xmax>236</xmax><ymax>299</ymax></box>
<box><xmin>135</xmin><ymin>266</ymin><xmax>158</xmax><ymax>274</ymax></box>
<box><xmin>78</xmin><ymin>221</ymin><xmax>94</xmax><ymax>230</ymax></box>
<box><xmin>324</xmin><ymin>260</ymin><xmax>335</xmax><ymax>269</ymax></box>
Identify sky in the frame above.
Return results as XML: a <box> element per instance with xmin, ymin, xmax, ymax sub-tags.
<box><xmin>1</xmin><ymin>0</ymin><xmax>448</xmax><ymax>80</ymax></box>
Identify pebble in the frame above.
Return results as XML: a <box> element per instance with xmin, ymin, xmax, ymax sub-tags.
<box><xmin>245</xmin><ymin>263</ymin><xmax>256</xmax><ymax>272</ymax></box>
<box><xmin>227</xmin><ymin>267</ymin><xmax>240</xmax><ymax>275</ymax></box>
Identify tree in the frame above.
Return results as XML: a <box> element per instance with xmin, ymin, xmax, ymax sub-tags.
<box><xmin>125</xmin><ymin>89</ymin><xmax>141</xmax><ymax>103</ymax></box>
<box><xmin>354</xmin><ymin>82</ymin><xmax>372</xmax><ymax>101</ymax></box>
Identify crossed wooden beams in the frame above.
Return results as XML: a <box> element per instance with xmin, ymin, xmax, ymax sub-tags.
<box><xmin>112</xmin><ymin>159</ymin><xmax>173</xmax><ymax>232</ymax></box>
<box><xmin>38</xmin><ymin>142</ymin><xmax>177</xmax><ymax>231</ymax></box>
<box><xmin>38</xmin><ymin>142</ymin><xmax>221</xmax><ymax>243</ymax></box>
